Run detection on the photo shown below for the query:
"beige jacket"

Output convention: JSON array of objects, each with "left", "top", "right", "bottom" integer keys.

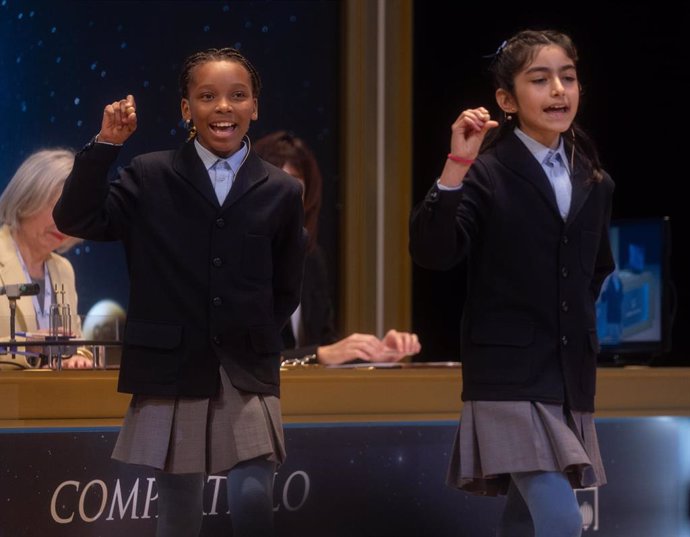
[{"left": 0, "top": 225, "right": 81, "bottom": 368}]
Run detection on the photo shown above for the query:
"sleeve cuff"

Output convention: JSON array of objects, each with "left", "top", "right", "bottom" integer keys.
[
  {"left": 436, "top": 178, "right": 463, "bottom": 191},
  {"left": 94, "top": 134, "right": 123, "bottom": 147}
]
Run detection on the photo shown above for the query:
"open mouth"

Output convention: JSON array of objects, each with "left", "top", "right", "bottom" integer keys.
[
  {"left": 209, "top": 122, "right": 237, "bottom": 134},
  {"left": 544, "top": 105, "right": 569, "bottom": 114}
]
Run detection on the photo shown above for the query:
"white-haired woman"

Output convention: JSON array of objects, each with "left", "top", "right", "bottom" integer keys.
[{"left": 0, "top": 149, "right": 91, "bottom": 369}]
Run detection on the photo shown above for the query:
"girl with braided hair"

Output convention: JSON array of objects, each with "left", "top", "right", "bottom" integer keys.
[{"left": 54, "top": 47, "right": 306, "bottom": 537}]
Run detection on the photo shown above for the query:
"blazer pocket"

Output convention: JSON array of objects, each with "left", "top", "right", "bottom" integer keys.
[
  {"left": 124, "top": 320, "right": 183, "bottom": 350},
  {"left": 471, "top": 319, "right": 535, "bottom": 347},
  {"left": 242, "top": 234, "right": 272, "bottom": 280},
  {"left": 468, "top": 319, "right": 536, "bottom": 384}
]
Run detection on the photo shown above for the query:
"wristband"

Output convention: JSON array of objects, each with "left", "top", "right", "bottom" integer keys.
[{"left": 447, "top": 153, "right": 475, "bottom": 165}]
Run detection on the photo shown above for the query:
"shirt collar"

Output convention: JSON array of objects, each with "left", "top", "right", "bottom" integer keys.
[
  {"left": 193, "top": 138, "right": 249, "bottom": 174},
  {"left": 513, "top": 127, "right": 569, "bottom": 172}
]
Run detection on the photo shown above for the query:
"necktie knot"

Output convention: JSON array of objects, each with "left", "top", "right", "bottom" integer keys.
[
  {"left": 215, "top": 159, "right": 232, "bottom": 171},
  {"left": 544, "top": 150, "right": 564, "bottom": 170},
  {"left": 212, "top": 159, "right": 234, "bottom": 203}
]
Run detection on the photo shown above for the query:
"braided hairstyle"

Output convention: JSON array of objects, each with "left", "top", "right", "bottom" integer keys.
[
  {"left": 179, "top": 47, "right": 262, "bottom": 99},
  {"left": 483, "top": 30, "right": 604, "bottom": 183}
]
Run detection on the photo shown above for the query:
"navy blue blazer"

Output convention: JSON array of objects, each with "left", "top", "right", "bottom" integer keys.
[
  {"left": 410, "top": 132, "right": 614, "bottom": 412},
  {"left": 54, "top": 139, "right": 306, "bottom": 398}
]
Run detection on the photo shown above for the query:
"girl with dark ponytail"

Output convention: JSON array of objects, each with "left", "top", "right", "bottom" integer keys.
[
  {"left": 410, "top": 29, "right": 614, "bottom": 537},
  {"left": 483, "top": 30, "right": 603, "bottom": 182}
]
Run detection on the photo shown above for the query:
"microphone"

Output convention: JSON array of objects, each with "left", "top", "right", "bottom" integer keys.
[{"left": 0, "top": 283, "right": 40, "bottom": 299}]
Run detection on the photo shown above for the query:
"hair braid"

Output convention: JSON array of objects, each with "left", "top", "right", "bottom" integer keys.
[{"left": 179, "top": 47, "right": 262, "bottom": 98}]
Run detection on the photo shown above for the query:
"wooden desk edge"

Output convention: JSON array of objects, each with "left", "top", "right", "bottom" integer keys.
[{"left": 2, "top": 366, "right": 690, "bottom": 427}]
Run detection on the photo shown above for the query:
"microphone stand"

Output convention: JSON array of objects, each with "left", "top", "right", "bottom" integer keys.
[
  {"left": 8, "top": 296, "right": 18, "bottom": 359},
  {"left": 1, "top": 283, "right": 42, "bottom": 364}
]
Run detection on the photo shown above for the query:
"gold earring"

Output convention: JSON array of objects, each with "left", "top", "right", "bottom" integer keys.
[{"left": 184, "top": 119, "right": 197, "bottom": 141}]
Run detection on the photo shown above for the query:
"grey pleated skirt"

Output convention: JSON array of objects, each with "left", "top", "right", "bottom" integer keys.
[
  {"left": 112, "top": 367, "right": 285, "bottom": 475},
  {"left": 447, "top": 400, "right": 606, "bottom": 496}
]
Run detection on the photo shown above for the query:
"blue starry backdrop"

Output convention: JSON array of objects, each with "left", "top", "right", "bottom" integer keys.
[{"left": 0, "top": 0, "right": 340, "bottom": 316}]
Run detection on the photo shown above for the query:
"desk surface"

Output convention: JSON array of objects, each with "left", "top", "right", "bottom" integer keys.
[{"left": 1, "top": 365, "right": 690, "bottom": 428}]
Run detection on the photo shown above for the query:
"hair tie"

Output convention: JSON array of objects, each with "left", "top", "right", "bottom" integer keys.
[{"left": 483, "top": 39, "right": 507, "bottom": 59}]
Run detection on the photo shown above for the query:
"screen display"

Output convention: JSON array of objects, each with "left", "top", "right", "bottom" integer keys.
[{"left": 595, "top": 217, "right": 670, "bottom": 357}]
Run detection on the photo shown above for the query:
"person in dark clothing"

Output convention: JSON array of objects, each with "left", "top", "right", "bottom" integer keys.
[{"left": 255, "top": 131, "right": 421, "bottom": 365}]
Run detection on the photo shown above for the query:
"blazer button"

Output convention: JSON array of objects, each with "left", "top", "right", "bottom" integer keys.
[
  {"left": 212, "top": 257, "right": 223, "bottom": 267},
  {"left": 213, "top": 335, "right": 222, "bottom": 345},
  {"left": 562, "top": 235, "right": 569, "bottom": 245},
  {"left": 216, "top": 218, "right": 226, "bottom": 228},
  {"left": 212, "top": 296, "right": 222, "bottom": 306},
  {"left": 561, "top": 300, "right": 569, "bottom": 312},
  {"left": 561, "top": 335, "right": 569, "bottom": 347},
  {"left": 561, "top": 266, "right": 569, "bottom": 278}
]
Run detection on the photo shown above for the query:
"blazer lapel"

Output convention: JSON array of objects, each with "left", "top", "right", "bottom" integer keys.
[
  {"left": 496, "top": 132, "right": 595, "bottom": 225},
  {"left": 221, "top": 151, "right": 268, "bottom": 210},
  {"left": 565, "top": 161, "right": 593, "bottom": 226},
  {"left": 496, "top": 132, "right": 562, "bottom": 219},
  {"left": 172, "top": 142, "right": 269, "bottom": 210},
  {"left": 172, "top": 141, "right": 220, "bottom": 208}
]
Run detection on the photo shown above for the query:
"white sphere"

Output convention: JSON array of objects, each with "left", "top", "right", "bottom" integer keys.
[{"left": 82, "top": 299, "right": 126, "bottom": 340}]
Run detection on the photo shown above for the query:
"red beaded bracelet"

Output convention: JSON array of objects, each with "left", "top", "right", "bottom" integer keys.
[{"left": 447, "top": 153, "right": 475, "bottom": 165}]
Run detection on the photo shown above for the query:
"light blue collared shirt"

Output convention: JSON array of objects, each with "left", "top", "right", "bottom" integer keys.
[
  {"left": 514, "top": 127, "right": 572, "bottom": 219},
  {"left": 513, "top": 127, "right": 570, "bottom": 176},
  {"left": 194, "top": 138, "right": 249, "bottom": 205}
]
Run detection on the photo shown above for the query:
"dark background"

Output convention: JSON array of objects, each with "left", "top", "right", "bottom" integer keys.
[
  {"left": 411, "top": 2, "right": 690, "bottom": 365},
  {"left": 0, "top": 0, "right": 341, "bottom": 317}
]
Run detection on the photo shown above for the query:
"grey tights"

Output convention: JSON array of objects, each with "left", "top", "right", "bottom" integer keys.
[{"left": 154, "top": 457, "right": 276, "bottom": 537}]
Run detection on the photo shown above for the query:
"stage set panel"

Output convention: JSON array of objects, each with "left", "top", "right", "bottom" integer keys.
[{"left": 1, "top": 366, "right": 690, "bottom": 536}]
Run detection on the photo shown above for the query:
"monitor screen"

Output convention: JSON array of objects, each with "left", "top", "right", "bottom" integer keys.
[{"left": 595, "top": 216, "right": 672, "bottom": 361}]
